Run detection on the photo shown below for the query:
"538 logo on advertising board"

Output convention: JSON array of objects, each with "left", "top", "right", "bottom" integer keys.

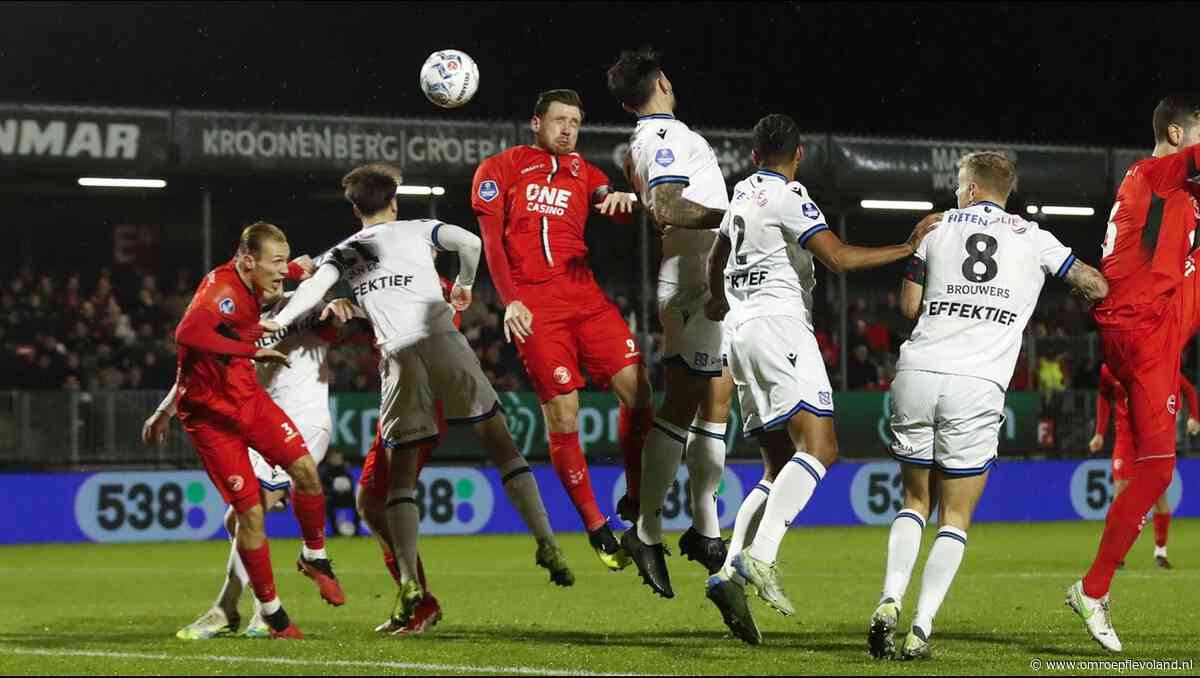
[
  {"left": 612, "top": 467, "right": 744, "bottom": 531},
  {"left": 414, "top": 467, "right": 494, "bottom": 535},
  {"left": 1069, "top": 459, "right": 1183, "bottom": 520},
  {"left": 74, "top": 471, "right": 228, "bottom": 543},
  {"left": 849, "top": 461, "right": 939, "bottom": 525}
]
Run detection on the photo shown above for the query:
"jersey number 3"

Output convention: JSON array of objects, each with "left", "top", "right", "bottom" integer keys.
[{"left": 961, "top": 233, "right": 999, "bottom": 283}]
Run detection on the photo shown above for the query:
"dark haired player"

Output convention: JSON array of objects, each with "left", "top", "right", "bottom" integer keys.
[
  {"left": 703, "top": 114, "right": 941, "bottom": 644},
  {"left": 1070, "top": 95, "right": 1200, "bottom": 652},
  {"left": 470, "top": 89, "right": 657, "bottom": 571},
  {"left": 607, "top": 47, "right": 734, "bottom": 598}
]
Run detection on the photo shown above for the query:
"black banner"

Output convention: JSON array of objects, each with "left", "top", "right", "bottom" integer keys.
[
  {"left": 0, "top": 104, "right": 170, "bottom": 172},
  {"left": 174, "top": 111, "right": 514, "bottom": 178},
  {"left": 832, "top": 136, "right": 1109, "bottom": 204}
]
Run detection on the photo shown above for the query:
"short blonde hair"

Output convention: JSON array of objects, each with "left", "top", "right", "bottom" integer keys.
[
  {"left": 238, "top": 221, "right": 288, "bottom": 258},
  {"left": 959, "top": 151, "right": 1017, "bottom": 197}
]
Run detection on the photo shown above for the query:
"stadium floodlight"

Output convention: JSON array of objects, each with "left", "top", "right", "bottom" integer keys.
[
  {"left": 860, "top": 199, "right": 934, "bottom": 211},
  {"left": 395, "top": 185, "right": 446, "bottom": 197},
  {"left": 78, "top": 177, "right": 167, "bottom": 189},
  {"left": 1026, "top": 205, "right": 1040, "bottom": 214},
  {"left": 1039, "top": 205, "right": 1095, "bottom": 216}
]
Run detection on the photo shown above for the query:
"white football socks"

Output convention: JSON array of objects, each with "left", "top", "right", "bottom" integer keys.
[
  {"left": 637, "top": 418, "right": 688, "bottom": 545},
  {"left": 498, "top": 458, "right": 556, "bottom": 545},
  {"left": 386, "top": 488, "right": 420, "bottom": 587},
  {"left": 912, "top": 526, "right": 967, "bottom": 637},
  {"left": 748, "top": 452, "right": 826, "bottom": 564},
  {"left": 686, "top": 417, "right": 727, "bottom": 539},
  {"left": 724, "top": 478, "right": 770, "bottom": 573},
  {"left": 880, "top": 509, "right": 927, "bottom": 604}
]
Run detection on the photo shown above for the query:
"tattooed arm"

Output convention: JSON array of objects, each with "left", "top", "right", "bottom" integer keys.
[{"left": 648, "top": 183, "right": 725, "bottom": 230}]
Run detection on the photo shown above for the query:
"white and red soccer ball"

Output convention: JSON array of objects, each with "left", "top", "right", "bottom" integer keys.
[{"left": 419, "top": 49, "right": 480, "bottom": 109}]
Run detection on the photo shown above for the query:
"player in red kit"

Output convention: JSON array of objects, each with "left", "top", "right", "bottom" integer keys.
[
  {"left": 173, "top": 222, "right": 344, "bottom": 639},
  {"left": 472, "top": 89, "right": 656, "bottom": 570},
  {"left": 1089, "top": 363, "right": 1197, "bottom": 569},
  {"left": 1069, "top": 96, "right": 1200, "bottom": 652}
]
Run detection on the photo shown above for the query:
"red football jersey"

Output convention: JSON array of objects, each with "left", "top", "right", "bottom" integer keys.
[
  {"left": 1094, "top": 146, "right": 1200, "bottom": 330},
  {"left": 174, "top": 261, "right": 266, "bottom": 417},
  {"left": 471, "top": 146, "right": 610, "bottom": 297}
]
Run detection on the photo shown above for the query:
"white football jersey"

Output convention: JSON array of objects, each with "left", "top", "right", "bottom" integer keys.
[
  {"left": 315, "top": 219, "right": 456, "bottom": 354},
  {"left": 255, "top": 294, "right": 332, "bottom": 414},
  {"left": 897, "top": 201, "right": 1075, "bottom": 387},
  {"left": 719, "top": 170, "right": 830, "bottom": 331},
  {"left": 629, "top": 114, "right": 729, "bottom": 287}
]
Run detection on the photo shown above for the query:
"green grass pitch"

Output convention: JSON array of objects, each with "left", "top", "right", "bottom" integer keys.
[{"left": 0, "top": 520, "right": 1196, "bottom": 675}]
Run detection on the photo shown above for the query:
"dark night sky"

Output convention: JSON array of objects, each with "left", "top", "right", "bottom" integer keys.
[{"left": 0, "top": 2, "right": 1194, "bottom": 147}]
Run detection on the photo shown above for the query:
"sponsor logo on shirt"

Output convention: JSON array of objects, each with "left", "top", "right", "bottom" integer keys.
[
  {"left": 655, "top": 148, "right": 675, "bottom": 167},
  {"left": 802, "top": 202, "right": 820, "bottom": 220},
  {"left": 478, "top": 180, "right": 499, "bottom": 202},
  {"left": 218, "top": 297, "right": 236, "bottom": 315},
  {"left": 524, "top": 184, "right": 572, "bottom": 217}
]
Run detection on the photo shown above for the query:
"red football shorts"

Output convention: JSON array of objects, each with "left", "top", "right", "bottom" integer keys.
[
  {"left": 181, "top": 390, "right": 309, "bottom": 514},
  {"left": 359, "top": 402, "right": 446, "bottom": 500},
  {"left": 515, "top": 269, "right": 642, "bottom": 403}
]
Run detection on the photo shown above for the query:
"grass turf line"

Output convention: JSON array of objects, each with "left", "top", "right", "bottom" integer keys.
[{"left": 0, "top": 520, "right": 1196, "bottom": 675}]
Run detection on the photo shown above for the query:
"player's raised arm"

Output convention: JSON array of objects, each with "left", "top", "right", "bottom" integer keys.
[
  {"left": 268, "top": 262, "right": 342, "bottom": 329},
  {"left": 472, "top": 156, "right": 533, "bottom": 343},
  {"left": 175, "top": 285, "right": 261, "bottom": 358},
  {"left": 806, "top": 212, "right": 942, "bottom": 274}
]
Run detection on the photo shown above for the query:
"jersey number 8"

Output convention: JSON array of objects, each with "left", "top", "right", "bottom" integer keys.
[{"left": 961, "top": 233, "right": 999, "bottom": 283}]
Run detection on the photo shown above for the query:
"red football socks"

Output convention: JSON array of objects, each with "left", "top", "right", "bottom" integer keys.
[
  {"left": 1154, "top": 512, "right": 1171, "bottom": 548},
  {"left": 1083, "top": 457, "right": 1175, "bottom": 598},
  {"left": 618, "top": 405, "right": 653, "bottom": 502},
  {"left": 291, "top": 491, "right": 327, "bottom": 551},
  {"left": 237, "top": 542, "right": 277, "bottom": 603},
  {"left": 548, "top": 431, "right": 606, "bottom": 531}
]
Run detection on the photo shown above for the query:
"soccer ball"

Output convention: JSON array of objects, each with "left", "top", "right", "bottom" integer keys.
[{"left": 419, "top": 49, "right": 479, "bottom": 109}]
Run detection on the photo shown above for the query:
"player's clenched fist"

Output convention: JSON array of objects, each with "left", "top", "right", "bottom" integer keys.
[
  {"left": 141, "top": 410, "right": 171, "bottom": 446},
  {"left": 504, "top": 301, "right": 534, "bottom": 344}
]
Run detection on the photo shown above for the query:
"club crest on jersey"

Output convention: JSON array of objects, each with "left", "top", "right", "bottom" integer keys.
[
  {"left": 227, "top": 475, "right": 245, "bottom": 493},
  {"left": 819, "top": 391, "right": 832, "bottom": 407},
  {"left": 478, "top": 180, "right": 499, "bottom": 202},
  {"left": 802, "top": 203, "right": 820, "bottom": 220},
  {"left": 655, "top": 148, "right": 676, "bottom": 167},
  {"left": 218, "top": 297, "right": 236, "bottom": 315},
  {"left": 1168, "top": 395, "right": 1178, "bottom": 415},
  {"left": 553, "top": 366, "right": 572, "bottom": 385},
  {"left": 570, "top": 157, "right": 581, "bottom": 177}
]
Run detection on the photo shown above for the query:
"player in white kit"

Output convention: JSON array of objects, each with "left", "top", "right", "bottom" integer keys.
[
  {"left": 700, "top": 114, "right": 941, "bottom": 645},
  {"left": 142, "top": 269, "right": 344, "bottom": 639},
  {"left": 867, "top": 152, "right": 1108, "bottom": 660},
  {"left": 607, "top": 47, "right": 735, "bottom": 597},
  {"left": 270, "top": 164, "right": 571, "bottom": 631}
]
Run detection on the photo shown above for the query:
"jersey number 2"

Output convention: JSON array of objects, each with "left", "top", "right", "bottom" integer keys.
[
  {"left": 961, "top": 233, "right": 999, "bottom": 283},
  {"left": 732, "top": 215, "right": 748, "bottom": 265}
]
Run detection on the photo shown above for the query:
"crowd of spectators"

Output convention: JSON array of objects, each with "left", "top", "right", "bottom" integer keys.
[{"left": 0, "top": 263, "right": 1113, "bottom": 396}]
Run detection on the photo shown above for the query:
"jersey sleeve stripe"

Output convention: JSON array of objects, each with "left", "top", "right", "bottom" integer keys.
[
  {"left": 798, "top": 224, "right": 830, "bottom": 248},
  {"left": 1055, "top": 252, "right": 1077, "bottom": 279},
  {"left": 431, "top": 222, "right": 445, "bottom": 251},
  {"left": 647, "top": 175, "right": 690, "bottom": 188}
]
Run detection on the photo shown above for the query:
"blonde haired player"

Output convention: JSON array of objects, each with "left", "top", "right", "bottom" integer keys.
[{"left": 867, "top": 151, "right": 1107, "bottom": 659}]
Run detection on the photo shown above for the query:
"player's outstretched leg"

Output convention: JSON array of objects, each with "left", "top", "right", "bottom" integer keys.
[
  {"left": 738, "top": 415, "right": 833, "bottom": 617},
  {"left": 1072, "top": 457, "right": 1174, "bottom": 653},
  {"left": 287, "top": 455, "right": 345, "bottom": 606},
  {"left": 477, "top": 414, "right": 575, "bottom": 587}
]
